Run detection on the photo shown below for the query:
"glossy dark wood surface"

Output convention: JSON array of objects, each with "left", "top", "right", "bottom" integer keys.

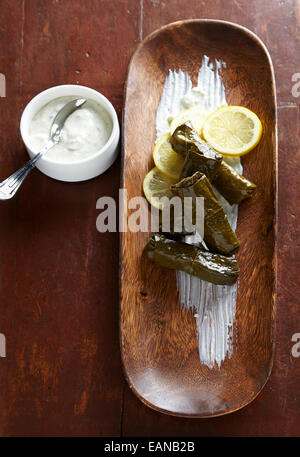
[{"left": 0, "top": 0, "right": 299, "bottom": 436}]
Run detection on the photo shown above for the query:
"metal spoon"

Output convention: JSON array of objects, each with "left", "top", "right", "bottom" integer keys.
[{"left": 0, "top": 98, "right": 87, "bottom": 200}]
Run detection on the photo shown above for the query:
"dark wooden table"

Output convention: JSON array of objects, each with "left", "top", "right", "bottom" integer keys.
[{"left": 0, "top": 0, "right": 299, "bottom": 437}]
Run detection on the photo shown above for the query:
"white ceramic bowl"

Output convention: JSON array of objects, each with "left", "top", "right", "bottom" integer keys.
[{"left": 20, "top": 84, "right": 120, "bottom": 182}]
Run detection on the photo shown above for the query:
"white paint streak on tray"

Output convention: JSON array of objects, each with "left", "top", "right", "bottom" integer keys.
[{"left": 156, "top": 56, "right": 241, "bottom": 369}]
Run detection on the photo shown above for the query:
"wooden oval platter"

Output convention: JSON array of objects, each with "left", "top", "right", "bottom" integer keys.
[{"left": 120, "top": 19, "right": 277, "bottom": 417}]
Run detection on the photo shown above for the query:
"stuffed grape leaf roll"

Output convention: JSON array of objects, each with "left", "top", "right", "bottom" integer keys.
[
  {"left": 171, "top": 171, "right": 240, "bottom": 255},
  {"left": 170, "top": 123, "right": 256, "bottom": 204},
  {"left": 142, "top": 234, "right": 239, "bottom": 285}
]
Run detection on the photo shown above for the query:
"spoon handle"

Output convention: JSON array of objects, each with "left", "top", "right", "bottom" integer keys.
[
  {"left": 0, "top": 140, "right": 55, "bottom": 200},
  {"left": 0, "top": 98, "right": 86, "bottom": 200}
]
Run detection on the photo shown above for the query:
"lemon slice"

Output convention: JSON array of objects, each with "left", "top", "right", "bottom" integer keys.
[
  {"left": 153, "top": 133, "right": 185, "bottom": 179},
  {"left": 170, "top": 107, "right": 210, "bottom": 135},
  {"left": 143, "top": 167, "right": 177, "bottom": 210},
  {"left": 202, "top": 106, "right": 262, "bottom": 156}
]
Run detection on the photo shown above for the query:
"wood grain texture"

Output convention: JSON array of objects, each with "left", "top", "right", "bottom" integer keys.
[
  {"left": 121, "top": 19, "right": 277, "bottom": 418},
  {"left": 0, "top": 0, "right": 140, "bottom": 437},
  {"left": 122, "top": 0, "right": 300, "bottom": 436},
  {"left": 0, "top": 0, "right": 299, "bottom": 437}
]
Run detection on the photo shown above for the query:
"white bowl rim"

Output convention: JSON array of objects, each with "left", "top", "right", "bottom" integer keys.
[{"left": 20, "top": 84, "right": 119, "bottom": 166}]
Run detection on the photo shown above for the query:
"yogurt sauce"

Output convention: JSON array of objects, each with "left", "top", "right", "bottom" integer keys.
[
  {"left": 29, "top": 96, "right": 113, "bottom": 162},
  {"left": 180, "top": 86, "right": 206, "bottom": 109}
]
